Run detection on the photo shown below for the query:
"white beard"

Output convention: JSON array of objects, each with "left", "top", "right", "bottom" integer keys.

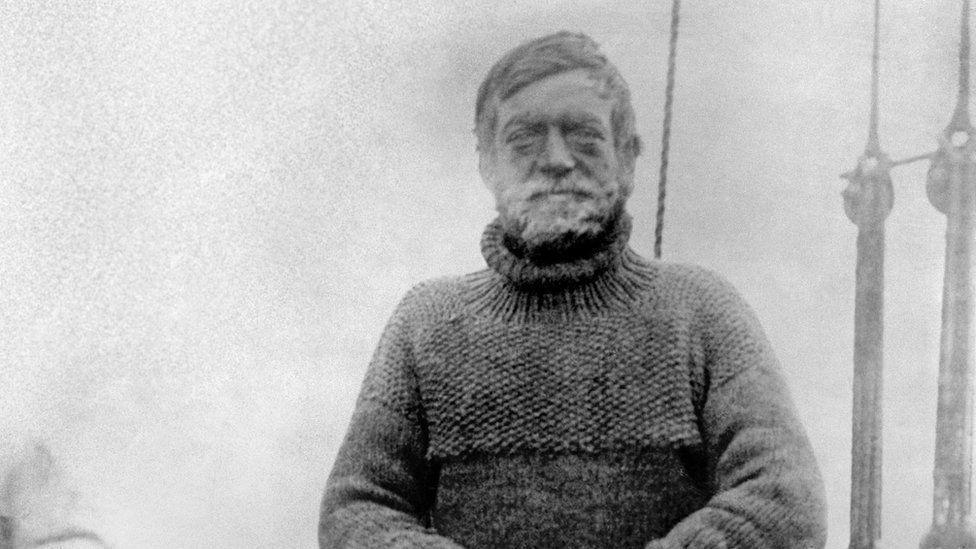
[
  {"left": 495, "top": 169, "right": 626, "bottom": 261},
  {"left": 507, "top": 193, "right": 607, "bottom": 251}
]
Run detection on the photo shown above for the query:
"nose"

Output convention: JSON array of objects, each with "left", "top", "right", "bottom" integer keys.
[{"left": 540, "top": 127, "right": 575, "bottom": 178}]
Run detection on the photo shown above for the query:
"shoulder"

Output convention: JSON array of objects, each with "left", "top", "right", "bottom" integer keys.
[
  {"left": 637, "top": 259, "right": 766, "bottom": 346},
  {"left": 629, "top": 256, "right": 748, "bottom": 314},
  {"left": 653, "top": 261, "right": 734, "bottom": 293},
  {"left": 667, "top": 262, "right": 748, "bottom": 311},
  {"left": 392, "top": 269, "right": 495, "bottom": 325}
]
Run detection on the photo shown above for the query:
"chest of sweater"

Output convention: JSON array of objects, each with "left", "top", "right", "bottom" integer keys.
[{"left": 413, "top": 310, "right": 704, "bottom": 461}]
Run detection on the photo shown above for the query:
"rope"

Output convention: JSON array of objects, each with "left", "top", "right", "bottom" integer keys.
[{"left": 655, "top": 0, "right": 681, "bottom": 259}]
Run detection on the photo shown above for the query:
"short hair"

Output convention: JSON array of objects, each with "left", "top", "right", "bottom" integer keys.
[{"left": 474, "top": 31, "right": 638, "bottom": 156}]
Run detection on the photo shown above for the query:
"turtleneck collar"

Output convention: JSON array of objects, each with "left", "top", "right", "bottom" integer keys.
[{"left": 480, "top": 212, "right": 633, "bottom": 291}]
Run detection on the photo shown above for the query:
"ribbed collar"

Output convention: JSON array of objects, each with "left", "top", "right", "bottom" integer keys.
[{"left": 480, "top": 213, "right": 633, "bottom": 291}]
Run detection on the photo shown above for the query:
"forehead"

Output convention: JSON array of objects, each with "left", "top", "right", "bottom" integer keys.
[{"left": 495, "top": 69, "right": 613, "bottom": 133}]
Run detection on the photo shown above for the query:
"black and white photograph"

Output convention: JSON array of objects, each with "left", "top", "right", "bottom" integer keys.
[{"left": 2, "top": 1, "right": 974, "bottom": 547}]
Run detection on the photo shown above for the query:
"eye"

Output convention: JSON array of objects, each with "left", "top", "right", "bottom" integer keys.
[
  {"left": 568, "top": 128, "right": 604, "bottom": 143},
  {"left": 567, "top": 128, "right": 606, "bottom": 155},
  {"left": 505, "top": 129, "right": 538, "bottom": 144},
  {"left": 505, "top": 128, "right": 542, "bottom": 154}
]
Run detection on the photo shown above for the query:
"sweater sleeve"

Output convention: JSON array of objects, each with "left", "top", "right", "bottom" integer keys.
[
  {"left": 319, "top": 289, "right": 464, "bottom": 549},
  {"left": 647, "top": 271, "right": 827, "bottom": 549}
]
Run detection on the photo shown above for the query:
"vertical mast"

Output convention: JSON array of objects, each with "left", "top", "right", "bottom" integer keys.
[
  {"left": 844, "top": 159, "right": 891, "bottom": 549},
  {"left": 920, "top": 1, "right": 976, "bottom": 547},
  {"left": 844, "top": 1, "right": 893, "bottom": 547}
]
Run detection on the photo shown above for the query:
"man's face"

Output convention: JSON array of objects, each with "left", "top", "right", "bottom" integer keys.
[{"left": 480, "top": 69, "right": 631, "bottom": 253}]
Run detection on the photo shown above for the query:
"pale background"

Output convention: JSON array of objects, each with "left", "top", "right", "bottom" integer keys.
[{"left": 0, "top": 1, "right": 966, "bottom": 547}]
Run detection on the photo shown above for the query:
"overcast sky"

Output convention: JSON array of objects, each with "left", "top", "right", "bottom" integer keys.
[{"left": 0, "top": 1, "right": 971, "bottom": 546}]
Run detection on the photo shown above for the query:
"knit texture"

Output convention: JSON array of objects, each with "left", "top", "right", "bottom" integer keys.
[{"left": 320, "top": 215, "right": 827, "bottom": 548}]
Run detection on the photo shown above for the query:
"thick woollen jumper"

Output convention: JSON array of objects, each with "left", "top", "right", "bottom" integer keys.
[{"left": 320, "top": 215, "right": 827, "bottom": 548}]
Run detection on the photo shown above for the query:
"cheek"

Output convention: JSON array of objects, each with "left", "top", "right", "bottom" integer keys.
[
  {"left": 582, "top": 158, "right": 623, "bottom": 197},
  {"left": 506, "top": 153, "right": 536, "bottom": 179},
  {"left": 483, "top": 162, "right": 520, "bottom": 197},
  {"left": 577, "top": 148, "right": 615, "bottom": 177},
  {"left": 594, "top": 151, "right": 618, "bottom": 175},
  {"left": 497, "top": 187, "right": 533, "bottom": 215}
]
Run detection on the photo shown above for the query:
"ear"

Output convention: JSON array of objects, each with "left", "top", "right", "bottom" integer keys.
[
  {"left": 618, "top": 135, "right": 641, "bottom": 172},
  {"left": 478, "top": 144, "right": 496, "bottom": 191},
  {"left": 620, "top": 134, "right": 641, "bottom": 163},
  {"left": 618, "top": 135, "right": 641, "bottom": 197},
  {"left": 630, "top": 135, "right": 642, "bottom": 158}
]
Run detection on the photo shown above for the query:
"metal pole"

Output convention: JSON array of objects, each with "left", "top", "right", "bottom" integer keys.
[{"left": 843, "top": 153, "right": 893, "bottom": 549}]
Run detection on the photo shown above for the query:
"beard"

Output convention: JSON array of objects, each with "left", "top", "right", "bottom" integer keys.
[{"left": 498, "top": 172, "right": 625, "bottom": 264}]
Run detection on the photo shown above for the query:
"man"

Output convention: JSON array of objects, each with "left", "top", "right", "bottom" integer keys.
[{"left": 321, "top": 31, "right": 827, "bottom": 548}]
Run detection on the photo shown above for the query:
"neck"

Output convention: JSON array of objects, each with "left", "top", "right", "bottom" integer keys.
[
  {"left": 503, "top": 207, "right": 626, "bottom": 265},
  {"left": 481, "top": 211, "right": 633, "bottom": 291}
]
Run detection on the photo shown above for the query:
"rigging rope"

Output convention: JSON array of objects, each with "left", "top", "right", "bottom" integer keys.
[{"left": 654, "top": 0, "right": 681, "bottom": 259}]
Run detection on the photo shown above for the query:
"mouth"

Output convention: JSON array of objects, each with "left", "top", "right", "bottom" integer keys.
[{"left": 529, "top": 189, "right": 593, "bottom": 201}]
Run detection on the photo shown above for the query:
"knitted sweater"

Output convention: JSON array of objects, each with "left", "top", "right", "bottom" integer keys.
[{"left": 320, "top": 215, "right": 827, "bottom": 548}]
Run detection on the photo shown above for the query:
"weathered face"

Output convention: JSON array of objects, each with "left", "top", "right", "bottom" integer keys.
[{"left": 480, "top": 69, "right": 632, "bottom": 253}]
